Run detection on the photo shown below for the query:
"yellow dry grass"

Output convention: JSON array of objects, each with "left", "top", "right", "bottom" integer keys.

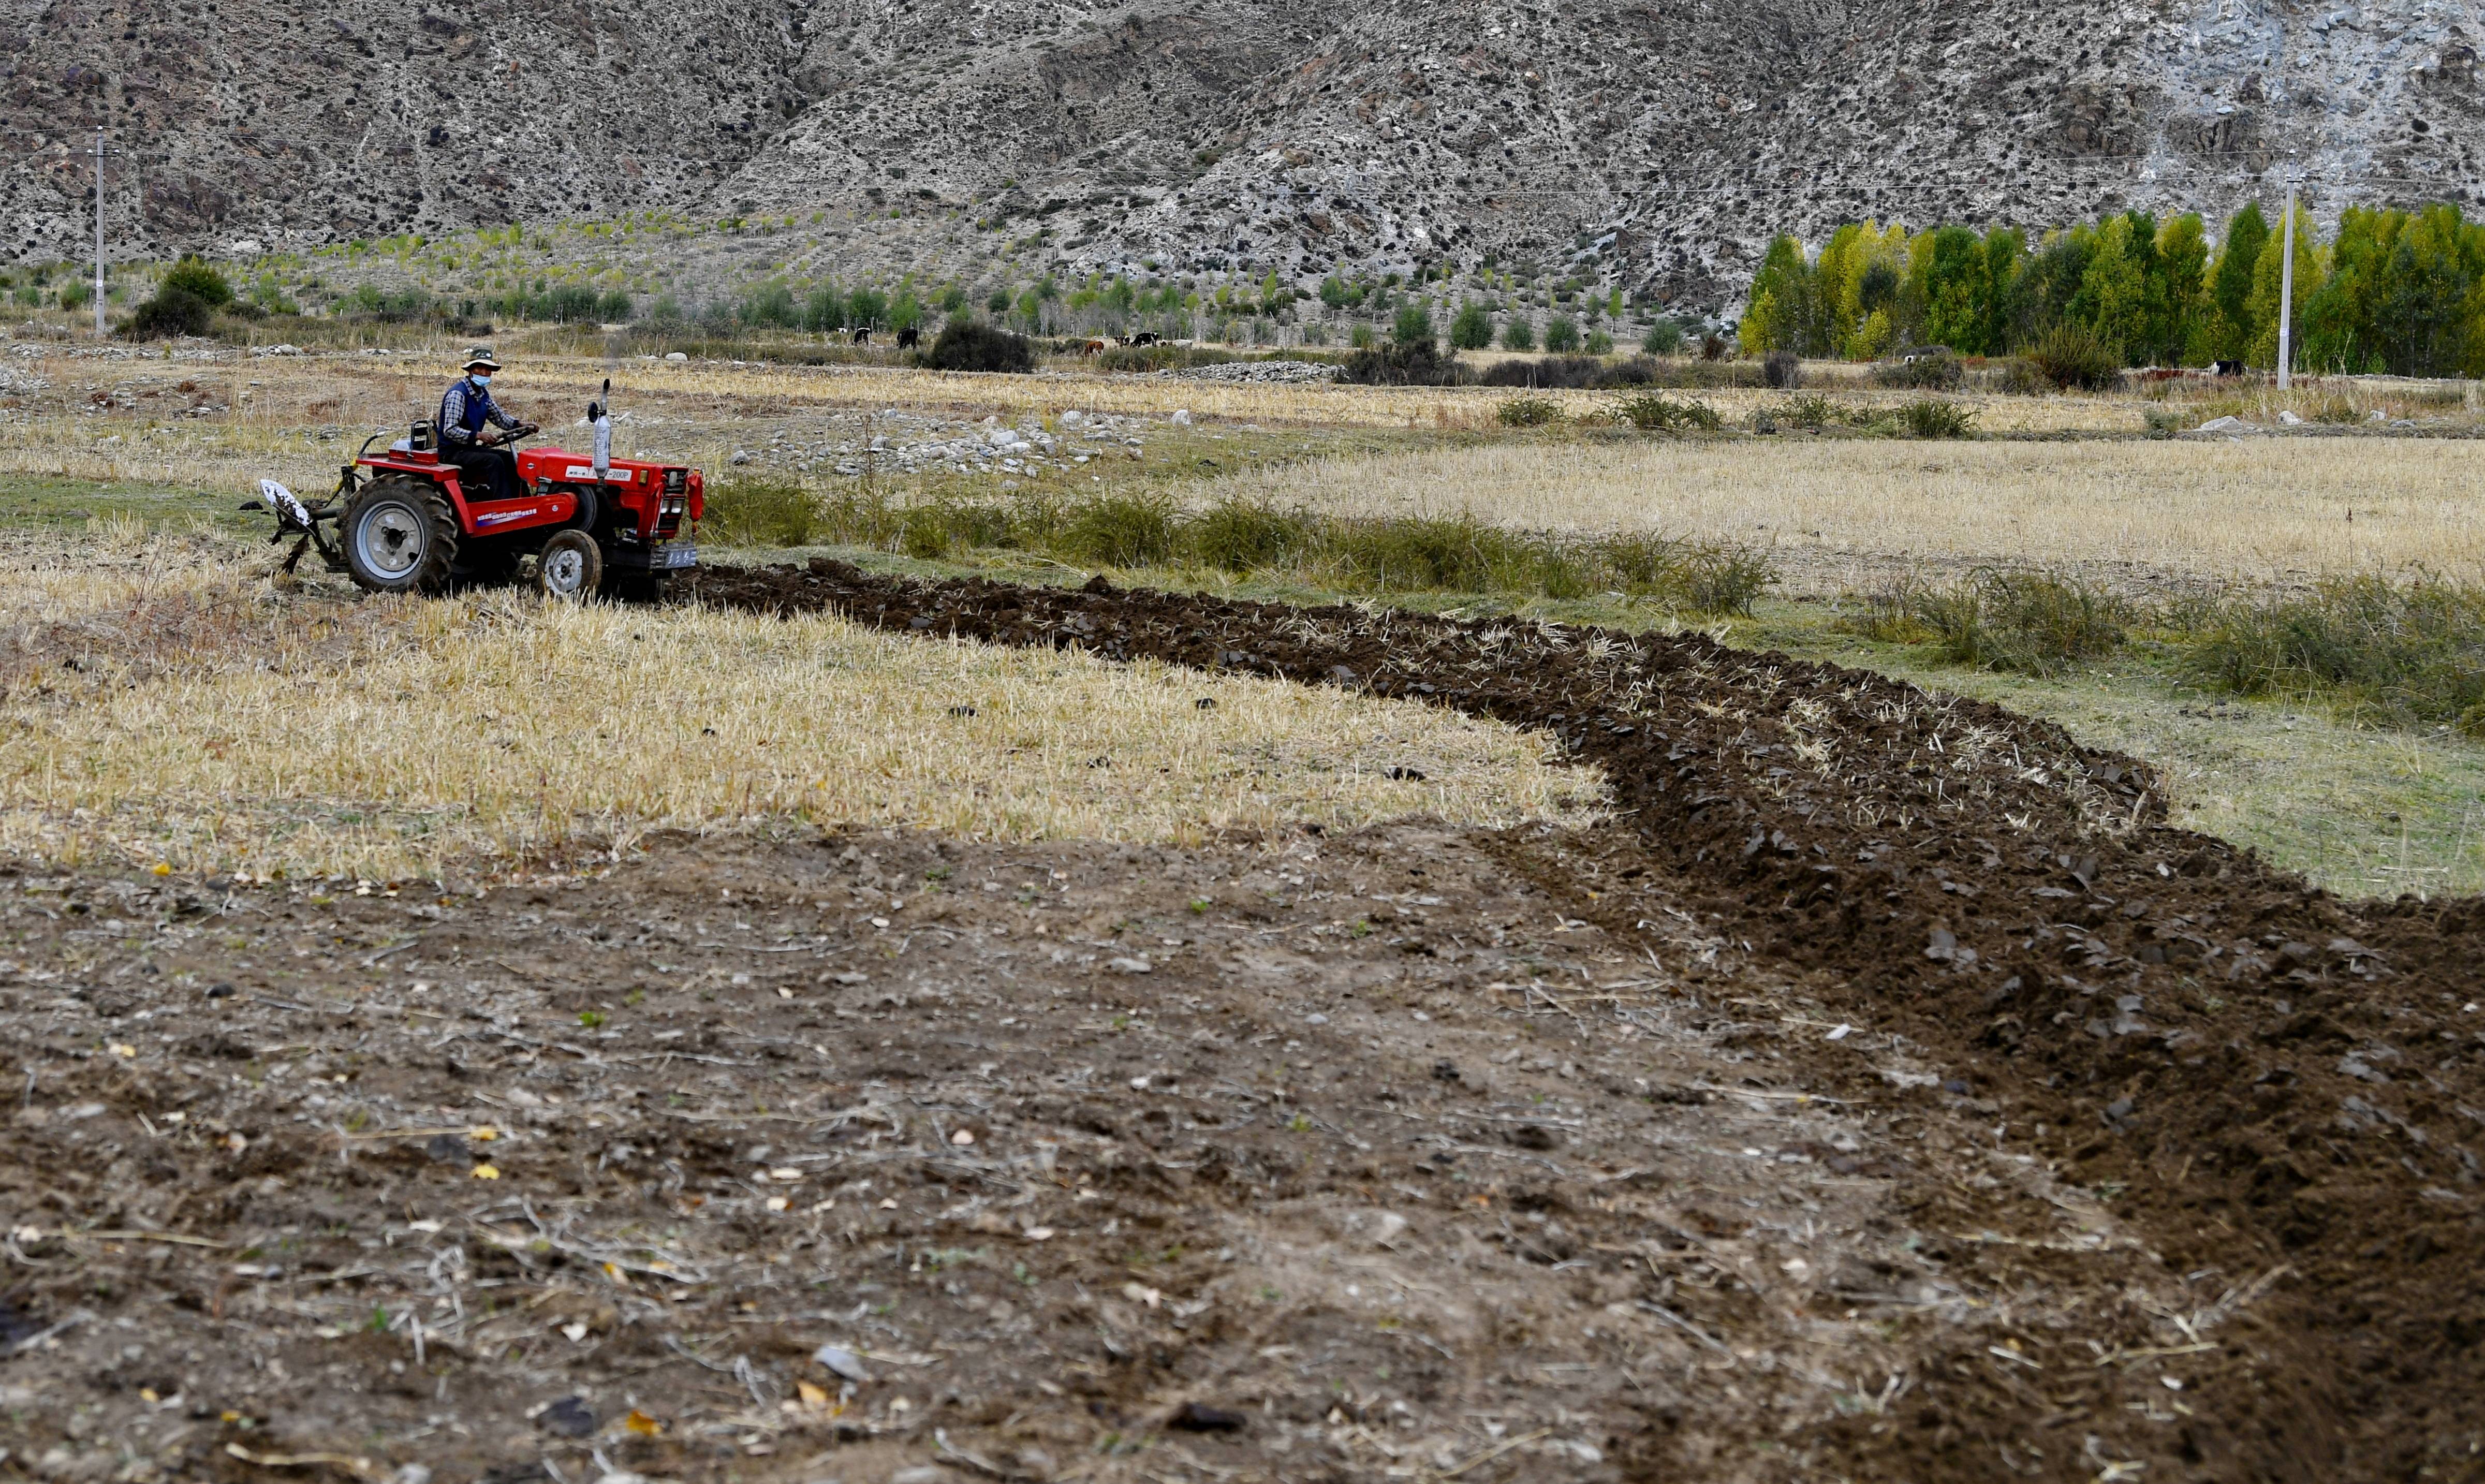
[
  {"left": 0, "top": 532, "right": 1598, "bottom": 880},
  {"left": 1183, "top": 436, "right": 2485, "bottom": 583}
]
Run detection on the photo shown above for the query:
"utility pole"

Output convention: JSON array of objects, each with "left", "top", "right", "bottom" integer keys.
[
  {"left": 90, "top": 128, "right": 108, "bottom": 338},
  {"left": 2276, "top": 159, "right": 2297, "bottom": 390}
]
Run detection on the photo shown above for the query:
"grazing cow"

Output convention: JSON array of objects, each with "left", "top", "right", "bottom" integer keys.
[
  {"left": 1124, "top": 332, "right": 1160, "bottom": 347},
  {"left": 2213, "top": 359, "right": 2244, "bottom": 377},
  {"left": 896, "top": 325, "right": 920, "bottom": 350},
  {"left": 1082, "top": 338, "right": 1108, "bottom": 356},
  {"left": 851, "top": 327, "right": 872, "bottom": 345}
]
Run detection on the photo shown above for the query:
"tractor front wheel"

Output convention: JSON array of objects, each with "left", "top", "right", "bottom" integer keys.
[
  {"left": 342, "top": 476, "right": 459, "bottom": 595},
  {"left": 536, "top": 530, "right": 603, "bottom": 600}
]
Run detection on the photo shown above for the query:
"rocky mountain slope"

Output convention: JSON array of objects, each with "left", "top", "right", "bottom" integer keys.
[{"left": 7, "top": 0, "right": 2481, "bottom": 310}]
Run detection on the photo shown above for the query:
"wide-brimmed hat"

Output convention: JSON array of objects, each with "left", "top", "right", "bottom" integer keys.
[{"left": 461, "top": 346, "right": 503, "bottom": 372}]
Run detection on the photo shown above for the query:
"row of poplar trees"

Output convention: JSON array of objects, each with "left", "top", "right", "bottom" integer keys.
[{"left": 1740, "top": 201, "right": 2485, "bottom": 378}]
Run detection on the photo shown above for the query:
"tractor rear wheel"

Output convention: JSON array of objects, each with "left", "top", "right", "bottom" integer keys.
[
  {"left": 536, "top": 530, "right": 603, "bottom": 600},
  {"left": 342, "top": 476, "right": 459, "bottom": 595}
]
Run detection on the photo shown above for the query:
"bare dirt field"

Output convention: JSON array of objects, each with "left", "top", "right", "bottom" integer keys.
[{"left": 3, "top": 558, "right": 2479, "bottom": 1484}]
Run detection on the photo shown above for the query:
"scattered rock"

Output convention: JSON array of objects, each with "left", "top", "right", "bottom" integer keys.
[
  {"left": 1169, "top": 1401, "right": 1248, "bottom": 1432},
  {"left": 533, "top": 1395, "right": 595, "bottom": 1438},
  {"left": 813, "top": 1343, "right": 873, "bottom": 1382}
]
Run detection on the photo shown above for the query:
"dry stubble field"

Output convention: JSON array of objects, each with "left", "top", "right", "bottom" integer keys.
[{"left": 0, "top": 341, "right": 2481, "bottom": 1484}]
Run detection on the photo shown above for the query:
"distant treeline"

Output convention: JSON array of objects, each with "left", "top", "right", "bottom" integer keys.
[{"left": 1742, "top": 201, "right": 2485, "bottom": 378}]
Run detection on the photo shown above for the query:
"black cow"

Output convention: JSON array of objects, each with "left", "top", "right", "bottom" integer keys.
[
  {"left": 851, "top": 327, "right": 872, "bottom": 345},
  {"left": 2213, "top": 359, "right": 2244, "bottom": 377},
  {"left": 1125, "top": 331, "right": 1160, "bottom": 347},
  {"left": 896, "top": 325, "right": 920, "bottom": 350}
]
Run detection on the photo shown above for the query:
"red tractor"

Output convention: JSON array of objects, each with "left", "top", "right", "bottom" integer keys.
[{"left": 247, "top": 382, "right": 702, "bottom": 600}]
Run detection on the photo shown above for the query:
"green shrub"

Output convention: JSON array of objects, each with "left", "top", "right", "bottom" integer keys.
[
  {"left": 1584, "top": 330, "right": 1614, "bottom": 355},
  {"left": 161, "top": 256, "right": 233, "bottom": 307},
  {"left": 1875, "top": 349, "right": 1962, "bottom": 389},
  {"left": 1186, "top": 498, "right": 1314, "bottom": 572},
  {"left": 1831, "top": 581, "right": 1936, "bottom": 643},
  {"left": 1915, "top": 568, "right": 2127, "bottom": 675},
  {"left": 2142, "top": 406, "right": 2187, "bottom": 439},
  {"left": 1900, "top": 399, "right": 1977, "bottom": 439},
  {"left": 1448, "top": 301, "right": 1494, "bottom": 350},
  {"left": 1642, "top": 318, "right": 1684, "bottom": 356},
  {"left": 1669, "top": 543, "right": 1778, "bottom": 616},
  {"left": 1762, "top": 349, "right": 1801, "bottom": 389},
  {"left": 890, "top": 498, "right": 1018, "bottom": 559},
  {"left": 699, "top": 477, "right": 819, "bottom": 547},
  {"left": 924, "top": 321, "right": 1035, "bottom": 373},
  {"left": 1061, "top": 493, "right": 1178, "bottom": 567},
  {"left": 1542, "top": 316, "right": 1581, "bottom": 352},
  {"left": 596, "top": 289, "right": 635, "bottom": 322},
  {"left": 2191, "top": 571, "right": 2485, "bottom": 732},
  {"left": 1340, "top": 340, "right": 1460, "bottom": 386},
  {"left": 1392, "top": 303, "right": 1435, "bottom": 346},
  {"left": 540, "top": 283, "right": 602, "bottom": 324},
  {"left": 1997, "top": 358, "right": 2051, "bottom": 395},
  {"left": 1317, "top": 513, "right": 1507, "bottom": 592},
  {"left": 2027, "top": 323, "right": 2121, "bottom": 391},
  {"left": 124, "top": 287, "right": 212, "bottom": 339},
  {"left": 1501, "top": 314, "right": 1536, "bottom": 352},
  {"left": 1784, "top": 393, "right": 1842, "bottom": 428},
  {"left": 1608, "top": 394, "right": 1722, "bottom": 432},
  {"left": 1497, "top": 396, "right": 1562, "bottom": 428}
]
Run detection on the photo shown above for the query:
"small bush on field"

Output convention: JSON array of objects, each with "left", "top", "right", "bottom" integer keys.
[
  {"left": 1609, "top": 394, "right": 1722, "bottom": 432},
  {"left": 1832, "top": 581, "right": 1937, "bottom": 644},
  {"left": 1671, "top": 544, "right": 1777, "bottom": 616},
  {"left": 125, "top": 288, "right": 213, "bottom": 339},
  {"left": 1062, "top": 493, "right": 1179, "bottom": 567},
  {"left": 701, "top": 477, "right": 820, "bottom": 547},
  {"left": 1448, "top": 301, "right": 1495, "bottom": 350},
  {"left": 2191, "top": 571, "right": 2485, "bottom": 732},
  {"left": 2142, "top": 407, "right": 2188, "bottom": 439},
  {"left": 1317, "top": 513, "right": 1507, "bottom": 592},
  {"left": 2309, "top": 394, "right": 2362, "bottom": 425},
  {"left": 1186, "top": 498, "right": 1314, "bottom": 572},
  {"left": 896, "top": 498, "right": 1019, "bottom": 560},
  {"left": 1915, "top": 568, "right": 2127, "bottom": 675},
  {"left": 1997, "top": 358, "right": 2052, "bottom": 396},
  {"left": 1875, "top": 349, "right": 1962, "bottom": 389},
  {"left": 161, "top": 257, "right": 234, "bottom": 308},
  {"left": 2027, "top": 323, "right": 2121, "bottom": 391},
  {"left": 1901, "top": 399, "right": 1977, "bottom": 439},
  {"left": 1642, "top": 318, "right": 1684, "bottom": 356},
  {"left": 1340, "top": 340, "right": 1461, "bottom": 386},
  {"left": 1098, "top": 343, "right": 1237, "bottom": 373},
  {"left": 1498, "top": 396, "right": 1562, "bottom": 427},
  {"left": 1476, "top": 356, "right": 1606, "bottom": 389},
  {"left": 1762, "top": 350, "right": 1801, "bottom": 389},
  {"left": 923, "top": 321, "right": 1036, "bottom": 373},
  {"left": 1783, "top": 393, "right": 1842, "bottom": 428}
]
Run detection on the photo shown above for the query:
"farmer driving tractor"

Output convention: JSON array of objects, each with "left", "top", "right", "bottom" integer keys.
[{"left": 438, "top": 347, "right": 536, "bottom": 502}]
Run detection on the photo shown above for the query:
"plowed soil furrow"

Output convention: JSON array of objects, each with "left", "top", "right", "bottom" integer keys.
[{"left": 690, "top": 559, "right": 2485, "bottom": 1481}]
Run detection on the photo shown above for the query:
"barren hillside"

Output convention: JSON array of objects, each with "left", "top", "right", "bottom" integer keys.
[{"left": 7, "top": 0, "right": 2481, "bottom": 307}]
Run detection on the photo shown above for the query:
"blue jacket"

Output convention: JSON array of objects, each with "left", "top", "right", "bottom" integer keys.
[{"left": 439, "top": 377, "right": 519, "bottom": 447}]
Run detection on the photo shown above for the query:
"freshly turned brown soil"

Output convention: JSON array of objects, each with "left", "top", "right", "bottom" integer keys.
[{"left": 0, "top": 560, "right": 2474, "bottom": 1484}]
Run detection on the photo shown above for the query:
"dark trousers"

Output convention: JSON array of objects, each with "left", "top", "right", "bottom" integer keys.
[{"left": 444, "top": 443, "right": 519, "bottom": 503}]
